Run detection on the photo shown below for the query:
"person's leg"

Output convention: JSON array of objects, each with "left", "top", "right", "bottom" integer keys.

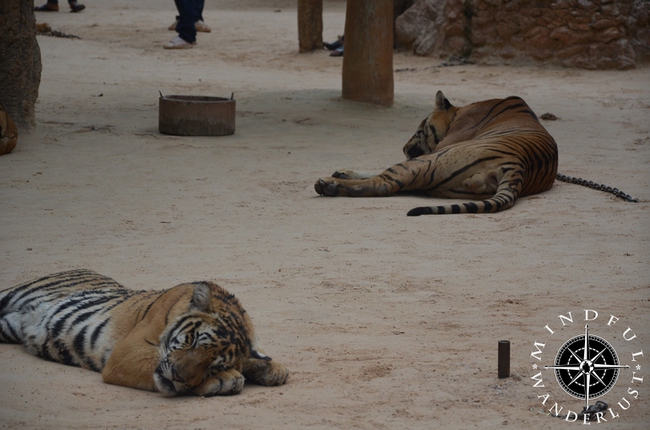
[
  {"left": 198, "top": 0, "right": 205, "bottom": 21},
  {"left": 194, "top": 0, "right": 211, "bottom": 33},
  {"left": 174, "top": 0, "right": 200, "bottom": 44},
  {"left": 170, "top": 0, "right": 209, "bottom": 33}
]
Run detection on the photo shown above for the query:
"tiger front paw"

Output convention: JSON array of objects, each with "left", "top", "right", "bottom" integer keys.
[
  {"left": 245, "top": 360, "right": 289, "bottom": 387},
  {"left": 315, "top": 178, "right": 340, "bottom": 196},
  {"left": 258, "top": 361, "right": 289, "bottom": 386},
  {"left": 331, "top": 170, "right": 351, "bottom": 179},
  {"left": 195, "top": 368, "right": 245, "bottom": 397},
  {"left": 334, "top": 169, "right": 375, "bottom": 180}
]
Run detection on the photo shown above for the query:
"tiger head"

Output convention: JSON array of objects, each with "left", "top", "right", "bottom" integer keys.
[
  {"left": 152, "top": 282, "right": 267, "bottom": 396},
  {"left": 403, "top": 91, "right": 458, "bottom": 160}
]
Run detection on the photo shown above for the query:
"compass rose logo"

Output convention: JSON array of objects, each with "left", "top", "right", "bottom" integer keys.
[
  {"left": 544, "top": 324, "right": 629, "bottom": 410},
  {"left": 529, "top": 309, "right": 644, "bottom": 425}
]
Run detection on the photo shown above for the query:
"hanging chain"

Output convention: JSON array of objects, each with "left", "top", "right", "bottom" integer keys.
[{"left": 556, "top": 173, "right": 639, "bottom": 203}]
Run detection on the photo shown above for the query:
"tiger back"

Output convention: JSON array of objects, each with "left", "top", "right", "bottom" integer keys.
[
  {"left": 314, "top": 91, "right": 559, "bottom": 215},
  {"left": 0, "top": 269, "right": 288, "bottom": 396}
]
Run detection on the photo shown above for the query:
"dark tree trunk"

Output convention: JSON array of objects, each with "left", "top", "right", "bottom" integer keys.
[
  {"left": 297, "top": 0, "right": 323, "bottom": 53},
  {"left": 342, "top": 0, "right": 394, "bottom": 106},
  {"left": 0, "top": 0, "right": 41, "bottom": 128}
]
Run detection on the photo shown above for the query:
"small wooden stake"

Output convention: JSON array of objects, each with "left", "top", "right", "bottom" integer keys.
[{"left": 498, "top": 340, "right": 510, "bottom": 378}]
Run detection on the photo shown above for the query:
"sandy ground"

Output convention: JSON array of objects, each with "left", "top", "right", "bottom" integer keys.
[{"left": 1, "top": 0, "right": 649, "bottom": 428}]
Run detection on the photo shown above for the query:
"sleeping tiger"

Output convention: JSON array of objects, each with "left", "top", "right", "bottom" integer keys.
[
  {"left": 0, "top": 269, "right": 288, "bottom": 396},
  {"left": 315, "top": 91, "right": 558, "bottom": 215}
]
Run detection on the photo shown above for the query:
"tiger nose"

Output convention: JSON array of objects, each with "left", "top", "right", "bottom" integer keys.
[{"left": 171, "top": 366, "right": 186, "bottom": 383}]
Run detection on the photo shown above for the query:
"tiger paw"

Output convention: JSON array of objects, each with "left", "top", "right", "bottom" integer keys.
[
  {"left": 315, "top": 178, "right": 340, "bottom": 196},
  {"left": 331, "top": 170, "right": 351, "bottom": 179},
  {"left": 332, "top": 169, "right": 375, "bottom": 180},
  {"left": 244, "top": 360, "right": 289, "bottom": 386},
  {"left": 195, "top": 369, "right": 245, "bottom": 397},
  {"left": 257, "top": 361, "right": 289, "bottom": 386}
]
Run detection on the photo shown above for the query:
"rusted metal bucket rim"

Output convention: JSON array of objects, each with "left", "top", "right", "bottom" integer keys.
[
  {"left": 158, "top": 94, "right": 236, "bottom": 136},
  {"left": 160, "top": 95, "right": 234, "bottom": 103}
]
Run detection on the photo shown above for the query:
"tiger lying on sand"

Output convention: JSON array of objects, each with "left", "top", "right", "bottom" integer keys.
[
  {"left": 315, "top": 91, "right": 559, "bottom": 215},
  {"left": 0, "top": 269, "right": 288, "bottom": 396}
]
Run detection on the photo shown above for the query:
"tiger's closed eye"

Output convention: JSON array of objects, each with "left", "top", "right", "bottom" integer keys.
[{"left": 193, "top": 332, "right": 214, "bottom": 347}]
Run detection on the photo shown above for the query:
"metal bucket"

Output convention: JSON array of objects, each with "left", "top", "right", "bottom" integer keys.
[{"left": 158, "top": 95, "right": 235, "bottom": 136}]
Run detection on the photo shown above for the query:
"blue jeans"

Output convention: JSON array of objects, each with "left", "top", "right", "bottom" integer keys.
[{"left": 174, "top": 0, "right": 205, "bottom": 43}]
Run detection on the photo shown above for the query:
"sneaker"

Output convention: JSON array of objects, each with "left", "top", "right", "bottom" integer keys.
[
  {"left": 168, "top": 19, "right": 211, "bottom": 33},
  {"left": 35, "top": 3, "right": 59, "bottom": 11},
  {"left": 195, "top": 20, "right": 211, "bottom": 33},
  {"left": 330, "top": 46, "right": 344, "bottom": 57},
  {"left": 69, "top": 2, "right": 85, "bottom": 12},
  {"left": 164, "top": 36, "right": 195, "bottom": 49}
]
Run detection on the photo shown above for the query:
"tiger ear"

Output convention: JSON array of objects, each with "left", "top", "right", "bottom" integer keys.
[
  {"left": 435, "top": 91, "right": 452, "bottom": 111},
  {"left": 189, "top": 282, "right": 213, "bottom": 313}
]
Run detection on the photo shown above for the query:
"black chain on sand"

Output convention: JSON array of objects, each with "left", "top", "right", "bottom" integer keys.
[{"left": 556, "top": 173, "right": 639, "bottom": 203}]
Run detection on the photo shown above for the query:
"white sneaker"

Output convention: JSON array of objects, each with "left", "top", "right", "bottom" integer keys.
[
  {"left": 163, "top": 36, "right": 194, "bottom": 49},
  {"left": 168, "top": 19, "right": 211, "bottom": 33},
  {"left": 195, "top": 20, "right": 211, "bottom": 32}
]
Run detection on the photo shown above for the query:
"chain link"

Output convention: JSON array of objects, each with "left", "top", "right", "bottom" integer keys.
[{"left": 556, "top": 174, "right": 639, "bottom": 203}]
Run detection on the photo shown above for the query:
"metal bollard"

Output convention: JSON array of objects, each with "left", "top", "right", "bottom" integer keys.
[{"left": 498, "top": 340, "right": 510, "bottom": 378}]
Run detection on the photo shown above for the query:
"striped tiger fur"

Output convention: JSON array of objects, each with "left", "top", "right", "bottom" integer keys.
[
  {"left": 0, "top": 269, "right": 288, "bottom": 396},
  {"left": 315, "top": 91, "right": 559, "bottom": 215}
]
